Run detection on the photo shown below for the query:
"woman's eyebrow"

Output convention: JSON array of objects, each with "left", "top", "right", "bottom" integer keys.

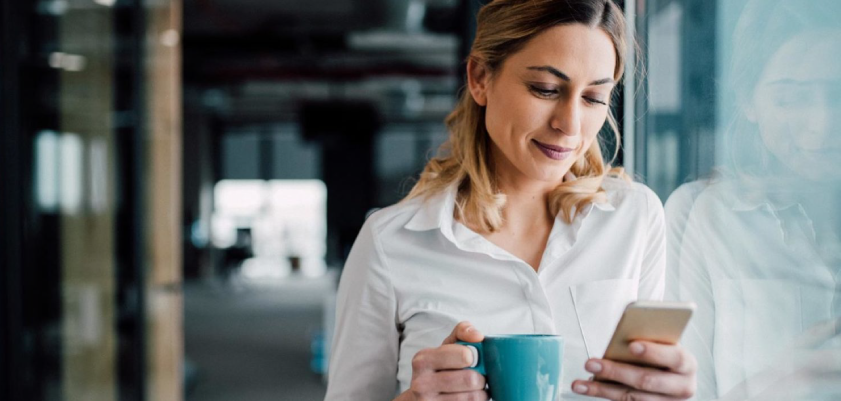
[
  {"left": 526, "top": 65, "right": 614, "bottom": 86},
  {"left": 766, "top": 78, "right": 841, "bottom": 86}
]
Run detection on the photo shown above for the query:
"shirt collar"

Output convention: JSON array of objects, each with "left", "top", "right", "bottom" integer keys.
[
  {"left": 717, "top": 178, "right": 804, "bottom": 213},
  {"left": 731, "top": 197, "right": 772, "bottom": 212},
  {"left": 590, "top": 198, "right": 616, "bottom": 212},
  {"left": 730, "top": 193, "right": 801, "bottom": 213},
  {"left": 403, "top": 181, "right": 616, "bottom": 232},
  {"left": 404, "top": 181, "right": 617, "bottom": 267},
  {"left": 404, "top": 183, "right": 458, "bottom": 232}
]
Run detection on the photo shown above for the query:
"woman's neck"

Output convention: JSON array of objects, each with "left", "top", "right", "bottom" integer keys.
[
  {"left": 493, "top": 166, "right": 558, "bottom": 230},
  {"left": 482, "top": 169, "right": 559, "bottom": 271}
]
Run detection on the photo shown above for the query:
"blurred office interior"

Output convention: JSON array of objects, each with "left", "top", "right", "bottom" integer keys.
[{"left": 2, "top": 0, "right": 838, "bottom": 400}]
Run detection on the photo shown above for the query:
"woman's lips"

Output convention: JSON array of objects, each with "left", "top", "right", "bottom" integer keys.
[{"left": 532, "top": 139, "right": 574, "bottom": 161}]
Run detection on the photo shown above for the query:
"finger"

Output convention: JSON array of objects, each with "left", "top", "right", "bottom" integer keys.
[
  {"left": 743, "top": 370, "right": 841, "bottom": 401},
  {"left": 792, "top": 317, "right": 841, "bottom": 348},
  {"left": 411, "top": 368, "right": 485, "bottom": 394},
  {"left": 789, "top": 369, "right": 841, "bottom": 394},
  {"left": 626, "top": 341, "right": 697, "bottom": 374},
  {"left": 413, "top": 344, "right": 482, "bottom": 372},
  {"left": 572, "top": 379, "right": 685, "bottom": 401},
  {"left": 798, "top": 347, "right": 841, "bottom": 374},
  {"left": 786, "top": 347, "right": 841, "bottom": 374},
  {"left": 437, "top": 390, "right": 489, "bottom": 401},
  {"left": 585, "top": 358, "right": 695, "bottom": 398},
  {"left": 419, "top": 370, "right": 485, "bottom": 393},
  {"left": 720, "top": 364, "right": 841, "bottom": 401},
  {"left": 442, "top": 321, "right": 484, "bottom": 345},
  {"left": 803, "top": 374, "right": 841, "bottom": 396}
]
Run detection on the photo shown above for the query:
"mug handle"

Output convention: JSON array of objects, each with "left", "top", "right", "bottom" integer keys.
[{"left": 456, "top": 341, "right": 485, "bottom": 375}]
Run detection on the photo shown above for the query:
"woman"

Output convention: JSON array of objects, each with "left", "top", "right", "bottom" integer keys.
[
  {"left": 326, "top": 0, "right": 697, "bottom": 400},
  {"left": 665, "top": 0, "right": 841, "bottom": 399}
]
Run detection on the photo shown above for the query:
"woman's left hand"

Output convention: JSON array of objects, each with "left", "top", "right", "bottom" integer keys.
[{"left": 572, "top": 341, "right": 697, "bottom": 400}]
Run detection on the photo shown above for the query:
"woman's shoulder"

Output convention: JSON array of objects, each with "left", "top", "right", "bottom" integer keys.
[
  {"left": 362, "top": 195, "right": 428, "bottom": 235},
  {"left": 601, "top": 176, "right": 663, "bottom": 211},
  {"left": 667, "top": 177, "right": 746, "bottom": 216},
  {"left": 665, "top": 180, "right": 710, "bottom": 209}
]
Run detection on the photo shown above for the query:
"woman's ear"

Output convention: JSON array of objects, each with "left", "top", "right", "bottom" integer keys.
[
  {"left": 744, "top": 103, "right": 757, "bottom": 123},
  {"left": 467, "top": 58, "right": 491, "bottom": 106},
  {"left": 739, "top": 94, "right": 757, "bottom": 123}
]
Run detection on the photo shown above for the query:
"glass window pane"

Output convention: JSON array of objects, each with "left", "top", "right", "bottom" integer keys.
[{"left": 639, "top": 1, "right": 841, "bottom": 399}]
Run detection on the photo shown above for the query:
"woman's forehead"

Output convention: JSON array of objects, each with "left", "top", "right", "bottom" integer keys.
[
  {"left": 760, "top": 31, "right": 841, "bottom": 84},
  {"left": 504, "top": 24, "right": 617, "bottom": 82}
]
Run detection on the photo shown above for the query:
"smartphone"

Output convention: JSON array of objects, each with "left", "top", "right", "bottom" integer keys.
[{"left": 602, "top": 300, "right": 696, "bottom": 368}]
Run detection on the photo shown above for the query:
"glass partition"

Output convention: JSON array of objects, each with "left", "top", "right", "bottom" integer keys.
[{"left": 636, "top": 1, "right": 841, "bottom": 399}]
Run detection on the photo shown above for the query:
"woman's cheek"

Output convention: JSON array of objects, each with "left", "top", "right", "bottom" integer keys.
[
  {"left": 757, "top": 112, "right": 792, "bottom": 155},
  {"left": 581, "top": 117, "right": 603, "bottom": 148}
]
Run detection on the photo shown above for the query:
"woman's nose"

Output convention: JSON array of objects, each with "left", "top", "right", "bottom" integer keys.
[
  {"left": 798, "top": 96, "right": 832, "bottom": 148},
  {"left": 550, "top": 97, "right": 581, "bottom": 137}
]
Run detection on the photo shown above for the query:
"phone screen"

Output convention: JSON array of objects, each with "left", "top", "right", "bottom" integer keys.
[{"left": 601, "top": 301, "right": 695, "bottom": 368}]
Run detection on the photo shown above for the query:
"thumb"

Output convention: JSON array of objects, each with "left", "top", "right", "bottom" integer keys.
[
  {"left": 442, "top": 321, "right": 485, "bottom": 345},
  {"left": 791, "top": 317, "right": 841, "bottom": 349}
]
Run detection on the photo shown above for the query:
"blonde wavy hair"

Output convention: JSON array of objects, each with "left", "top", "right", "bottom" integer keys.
[{"left": 405, "top": 0, "right": 630, "bottom": 232}]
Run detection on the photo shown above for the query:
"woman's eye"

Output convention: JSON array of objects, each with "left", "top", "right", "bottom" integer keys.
[
  {"left": 529, "top": 85, "right": 558, "bottom": 97},
  {"left": 772, "top": 90, "right": 809, "bottom": 107},
  {"left": 584, "top": 96, "right": 607, "bottom": 106}
]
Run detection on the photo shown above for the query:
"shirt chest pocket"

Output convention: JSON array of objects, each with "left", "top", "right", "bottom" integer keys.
[
  {"left": 570, "top": 279, "right": 639, "bottom": 358},
  {"left": 710, "top": 278, "right": 831, "bottom": 395}
]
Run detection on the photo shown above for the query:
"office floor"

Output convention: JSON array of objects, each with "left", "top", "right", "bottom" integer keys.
[{"left": 185, "top": 272, "right": 335, "bottom": 401}]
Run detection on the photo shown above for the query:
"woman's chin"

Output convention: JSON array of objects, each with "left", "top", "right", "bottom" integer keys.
[
  {"left": 784, "top": 158, "right": 841, "bottom": 182},
  {"left": 526, "top": 169, "right": 569, "bottom": 185}
]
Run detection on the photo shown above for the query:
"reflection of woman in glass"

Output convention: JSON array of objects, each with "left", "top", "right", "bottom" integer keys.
[
  {"left": 326, "top": 1, "right": 697, "bottom": 400},
  {"left": 666, "top": 0, "right": 841, "bottom": 399}
]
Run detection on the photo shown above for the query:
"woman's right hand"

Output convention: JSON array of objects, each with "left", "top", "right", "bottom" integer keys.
[
  {"left": 393, "top": 321, "right": 489, "bottom": 401},
  {"left": 718, "top": 317, "right": 841, "bottom": 401}
]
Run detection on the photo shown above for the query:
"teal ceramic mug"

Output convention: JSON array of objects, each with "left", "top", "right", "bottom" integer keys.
[{"left": 458, "top": 334, "right": 564, "bottom": 401}]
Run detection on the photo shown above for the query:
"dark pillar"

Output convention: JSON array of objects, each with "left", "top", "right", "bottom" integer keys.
[
  {"left": 0, "top": 0, "right": 26, "bottom": 398},
  {"left": 114, "top": 0, "right": 147, "bottom": 399},
  {"left": 301, "top": 102, "right": 380, "bottom": 265},
  {"left": 182, "top": 105, "right": 217, "bottom": 280}
]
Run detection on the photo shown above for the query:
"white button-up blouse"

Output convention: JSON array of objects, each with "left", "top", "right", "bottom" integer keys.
[
  {"left": 666, "top": 180, "right": 841, "bottom": 400},
  {"left": 325, "top": 177, "right": 666, "bottom": 401}
]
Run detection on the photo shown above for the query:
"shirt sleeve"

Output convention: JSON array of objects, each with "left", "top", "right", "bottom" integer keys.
[
  {"left": 325, "top": 216, "right": 400, "bottom": 401},
  {"left": 637, "top": 187, "right": 667, "bottom": 301},
  {"left": 674, "top": 201, "right": 719, "bottom": 401}
]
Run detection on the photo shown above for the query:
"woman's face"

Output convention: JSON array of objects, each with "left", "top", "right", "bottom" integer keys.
[
  {"left": 748, "top": 30, "right": 841, "bottom": 182},
  {"left": 468, "top": 23, "right": 616, "bottom": 188}
]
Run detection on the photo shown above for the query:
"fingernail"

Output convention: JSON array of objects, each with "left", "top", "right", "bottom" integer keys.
[
  {"left": 630, "top": 342, "right": 645, "bottom": 355},
  {"left": 585, "top": 360, "right": 602, "bottom": 373},
  {"left": 573, "top": 384, "right": 588, "bottom": 394},
  {"left": 466, "top": 345, "right": 479, "bottom": 368}
]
